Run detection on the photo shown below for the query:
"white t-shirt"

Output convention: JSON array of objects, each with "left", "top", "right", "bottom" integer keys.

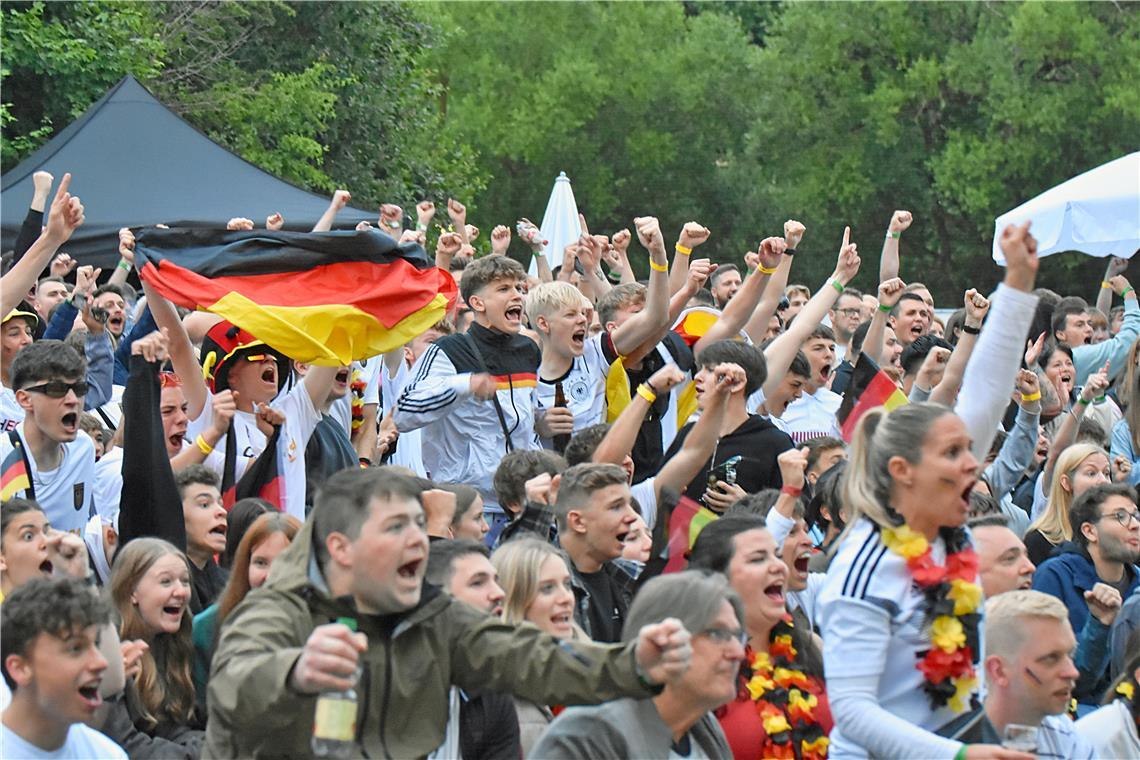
[
  {"left": 631, "top": 477, "right": 659, "bottom": 531},
  {"left": 747, "top": 388, "right": 794, "bottom": 436},
  {"left": 0, "top": 386, "right": 23, "bottom": 433},
  {"left": 186, "top": 382, "right": 320, "bottom": 520},
  {"left": 780, "top": 387, "right": 842, "bottom": 444},
  {"left": 534, "top": 335, "right": 608, "bottom": 449},
  {"left": 1, "top": 425, "right": 94, "bottom": 534},
  {"left": 91, "top": 446, "right": 124, "bottom": 523},
  {"left": 382, "top": 361, "right": 426, "bottom": 477},
  {"left": 0, "top": 721, "right": 126, "bottom": 759}
]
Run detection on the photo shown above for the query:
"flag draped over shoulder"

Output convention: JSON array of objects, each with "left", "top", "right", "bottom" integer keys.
[
  {"left": 134, "top": 228, "right": 458, "bottom": 365},
  {"left": 837, "top": 352, "right": 909, "bottom": 442},
  {"left": 222, "top": 423, "right": 285, "bottom": 510},
  {"left": 0, "top": 438, "right": 32, "bottom": 501}
]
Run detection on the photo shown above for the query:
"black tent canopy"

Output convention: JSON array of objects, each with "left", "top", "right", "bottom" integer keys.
[{"left": 2, "top": 75, "right": 376, "bottom": 268}]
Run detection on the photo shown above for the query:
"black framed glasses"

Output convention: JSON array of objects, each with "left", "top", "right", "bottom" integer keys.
[
  {"left": 1100, "top": 508, "right": 1140, "bottom": 527},
  {"left": 21, "top": 380, "right": 89, "bottom": 398},
  {"left": 834, "top": 308, "right": 862, "bottom": 317},
  {"left": 701, "top": 626, "right": 748, "bottom": 648}
]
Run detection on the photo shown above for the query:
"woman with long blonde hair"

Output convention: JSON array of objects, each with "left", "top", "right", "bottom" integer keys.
[
  {"left": 109, "top": 537, "right": 203, "bottom": 751},
  {"left": 1024, "top": 443, "right": 1110, "bottom": 566},
  {"left": 491, "top": 538, "right": 581, "bottom": 755},
  {"left": 819, "top": 403, "right": 1014, "bottom": 758}
]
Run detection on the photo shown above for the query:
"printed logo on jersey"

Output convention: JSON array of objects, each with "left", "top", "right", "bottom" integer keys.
[
  {"left": 567, "top": 377, "right": 592, "bottom": 404},
  {"left": 73, "top": 483, "right": 85, "bottom": 510}
]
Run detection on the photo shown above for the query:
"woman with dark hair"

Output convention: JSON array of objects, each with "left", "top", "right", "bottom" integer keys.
[
  {"left": 192, "top": 512, "right": 300, "bottom": 713},
  {"left": 689, "top": 515, "right": 830, "bottom": 759},
  {"left": 219, "top": 498, "right": 274, "bottom": 569},
  {"left": 806, "top": 461, "right": 847, "bottom": 573}
]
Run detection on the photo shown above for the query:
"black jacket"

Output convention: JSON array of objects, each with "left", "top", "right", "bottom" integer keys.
[{"left": 663, "top": 413, "right": 794, "bottom": 502}]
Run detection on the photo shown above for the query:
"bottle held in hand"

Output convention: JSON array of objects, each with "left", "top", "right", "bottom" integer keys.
[{"left": 311, "top": 618, "right": 361, "bottom": 758}]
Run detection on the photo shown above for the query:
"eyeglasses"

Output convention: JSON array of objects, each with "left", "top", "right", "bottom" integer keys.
[
  {"left": 1099, "top": 509, "right": 1140, "bottom": 527},
  {"left": 701, "top": 626, "right": 748, "bottom": 648},
  {"left": 834, "top": 308, "right": 862, "bottom": 317},
  {"left": 21, "top": 380, "right": 89, "bottom": 398}
]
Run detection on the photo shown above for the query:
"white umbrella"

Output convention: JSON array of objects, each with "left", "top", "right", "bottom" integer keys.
[
  {"left": 531, "top": 171, "right": 582, "bottom": 277},
  {"left": 992, "top": 151, "right": 1140, "bottom": 264}
]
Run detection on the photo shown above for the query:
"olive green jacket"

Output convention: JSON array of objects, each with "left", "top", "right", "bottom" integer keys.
[{"left": 203, "top": 518, "right": 657, "bottom": 759}]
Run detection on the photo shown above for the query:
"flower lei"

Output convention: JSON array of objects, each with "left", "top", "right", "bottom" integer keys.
[
  {"left": 349, "top": 368, "right": 367, "bottom": 432},
  {"left": 1114, "top": 678, "right": 1140, "bottom": 731},
  {"left": 743, "top": 615, "right": 829, "bottom": 760},
  {"left": 880, "top": 524, "right": 982, "bottom": 713}
]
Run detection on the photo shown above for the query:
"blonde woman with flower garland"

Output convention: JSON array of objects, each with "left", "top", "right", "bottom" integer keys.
[{"left": 819, "top": 403, "right": 1031, "bottom": 760}]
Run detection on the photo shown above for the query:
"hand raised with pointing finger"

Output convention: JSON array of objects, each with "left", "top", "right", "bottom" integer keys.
[{"left": 45, "top": 173, "right": 84, "bottom": 244}]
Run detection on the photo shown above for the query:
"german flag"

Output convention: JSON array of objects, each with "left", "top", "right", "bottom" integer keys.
[
  {"left": 134, "top": 228, "right": 458, "bottom": 365},
  {"left": 837, "top": 352, "right": 909, "bottom": 442},
  {"left": 1, "top": 446, "right": 31, "bottom": 501},
  {"left": 662, "top": 494, "right": 719, "bottom": 575},
  {"left": 222, "top": 423, "right": 285, "bottom": 511}
]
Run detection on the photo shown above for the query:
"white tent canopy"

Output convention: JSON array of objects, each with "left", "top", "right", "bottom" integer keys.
[
  {"left": 531, "top": 171, "right": 582, "bottom": 277},
  {"left": 992, "top": 151, "right": 1140, "bottom": 265}
]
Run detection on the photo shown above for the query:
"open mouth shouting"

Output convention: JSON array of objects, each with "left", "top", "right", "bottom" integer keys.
[
  {"left": 107, "top": 314, "right": 125, "bottom": 334},
  {"left": 763, "top": 581, "right": 786, "bottom": 609},
  {"left": 793, "top": 552, "right": 811, "bottom": 578},
  {"left": 207, "top": 521, "right": 228, "bottom": 553},
  {"left": 549, "top": 610, "right": 574, "bottom": 637},
  {"left": 60, "top": 411, "right": 79, "bottom": 437},
  {"left": 334, "top": 368, "right": 350, "bottom": 387},
  {"left": 260, "top": 363, "right": 278, "bottom": 389},
  {"left": 162, "top": 601, "right": 186, "bottom": 627},
  {"left": 570, "top": 327, "right": 586, "bottom": 352},
  {"left": 504, "top": 305, "right": 524, "bottom": 327},
  {"left": 818, "top": 364, "right": 831, "bottom": 385},
  {"left": 77, "top": 677, "right": 104, "bottom": 712},
  {"left": 397, "top": 557, "right": 424, "bottom": 586},
  {"left": 39, "top": 557, "right": 54, "bottom": 576}
]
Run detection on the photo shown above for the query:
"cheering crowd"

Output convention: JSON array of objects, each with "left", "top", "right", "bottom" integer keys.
[{"left": 2, "top": 168, "right": 1140, "bottom": 760}]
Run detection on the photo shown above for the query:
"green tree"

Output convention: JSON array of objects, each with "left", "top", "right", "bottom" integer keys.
[
  {"left": 427, "top": 0, "right": 766, "bottom": 269},
  {"left": 744, "top": 1, "right": 1139, "bottom": 300},
  {"left": 1, "top": 0, "right": 165, "bottom": 167}
]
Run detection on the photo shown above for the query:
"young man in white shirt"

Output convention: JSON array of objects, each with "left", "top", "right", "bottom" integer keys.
[
  {"left": 982, "top": 590, "right": 1096, "bottom": 758},
  {"left": 1, "top": 341, "right": 94, "bottom": 535},
  {"left": 1, "top": 577, "right": 126, "bottom": 759}
]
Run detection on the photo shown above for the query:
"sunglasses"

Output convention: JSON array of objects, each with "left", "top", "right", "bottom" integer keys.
[{"left": 22, "top": 380, "right": 89, "bottom": 398}]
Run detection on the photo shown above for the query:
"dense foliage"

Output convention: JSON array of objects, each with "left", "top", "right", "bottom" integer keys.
[{"left": 3, "top": 1, "right": 1137, "bottom": 297}]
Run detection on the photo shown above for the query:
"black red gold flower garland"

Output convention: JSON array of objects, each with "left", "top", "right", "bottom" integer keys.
[
  {"left": 880, "top": 524, "right": 982, "bottom": 713},
  {"left": 743, "top": 615, "right": 829, "bottom": 760}
]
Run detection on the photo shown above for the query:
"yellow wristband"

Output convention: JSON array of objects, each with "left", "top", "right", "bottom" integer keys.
[
  {"left": 757, "top": 264, "right": 777, "bottom": 275},
  {"left": 636, "top": 384, "right": 657, "bottom": 404},
  {"left": 1020, "top": 391, "right": 1042, "bottom": 402},
  {"left": 195, "top": 435, "right": 214, "bottom": 455},
  {"left": 1102, "top": 281, "right": 1113, "bottom": 289},
  {"left": 675, "top": 244, "right": 692, "bottom": 256},
  {"left": 649, "top": 259, "right": 668, "bottom": 273}
]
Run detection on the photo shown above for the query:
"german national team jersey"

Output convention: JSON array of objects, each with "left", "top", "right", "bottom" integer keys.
[{"left": 534, "top": 333, "right": 608, "bottom": 449}]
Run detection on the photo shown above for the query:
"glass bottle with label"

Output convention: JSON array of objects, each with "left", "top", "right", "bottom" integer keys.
[{"left": 311, "top": 617, "right": 360, "bottom": 758}]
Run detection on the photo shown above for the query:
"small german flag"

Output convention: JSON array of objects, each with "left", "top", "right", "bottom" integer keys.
[
  {"left": 1, "top": 443, "right": 31, "bottom": 501},
  {"left": 837, "top": 352, "right": 909, "bottom": 442},
  {"left": 662, "top": 494, "right": 719, "bottom": 575},
  {"left": 134, "top": 228, "right": 458, "bottom": 366}
]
